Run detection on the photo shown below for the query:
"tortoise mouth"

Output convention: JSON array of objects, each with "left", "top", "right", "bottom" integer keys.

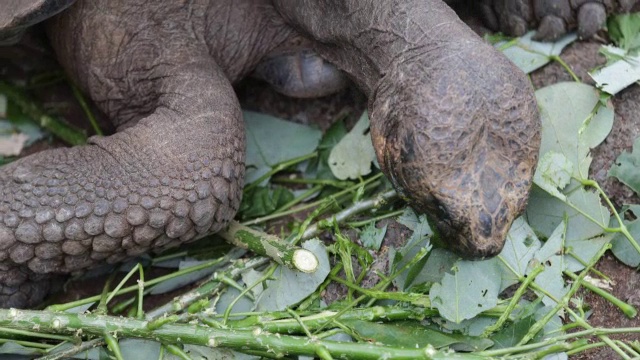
[{"left": 382, "top": 153, "right": 508, "bottom": 259}]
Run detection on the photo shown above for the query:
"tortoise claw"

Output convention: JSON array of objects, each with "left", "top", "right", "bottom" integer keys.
[
  {"left": 577, "top": 2, "right": 607, "bottom": 39},
  {"left": 533, "top": 15, "right": 567, "bottom": 41},
  {"left": 476, "top": 0, "right": 640, "bottom": 41}
]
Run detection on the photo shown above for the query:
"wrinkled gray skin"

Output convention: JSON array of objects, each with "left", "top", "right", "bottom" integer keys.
[
  {"left": 0, "top": 0, "right": 540, "bottom": 308},
  {"left": 476, "top": 0, "right": 640, "bottom": 40}
]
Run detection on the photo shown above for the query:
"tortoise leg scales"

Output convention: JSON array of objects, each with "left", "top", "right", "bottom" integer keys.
[{"left": 0, "top": 43, "right": 245, "bottom": 309}]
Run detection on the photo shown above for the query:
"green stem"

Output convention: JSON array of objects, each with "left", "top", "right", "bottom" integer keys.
[
  {"left": 244, "top": 152, "right": 318, "bottom": 192},
  {"left": 222, "top": 265, "right": 276, "bottom": 324},
  {"left": 582, "top": 179, "right": 640, "bottom": 256},
  {"left": 346, "top": 209, "right": 405, "bottom": 228},
  {"left": 68, "top": 80, "right": 103, "bottom": 135},
  {"left": 0, "top": 326, "right": 73, "bottom": 342},
  {"left": 275, "top": 184, "right": 322, "bottom": 212},
  {"left": 0, "top": 80, "right": 87, "bottom": 145},
  {"left": 103, "top": 331, "right": 124, "bottom": 360},
  {"left": 219, "top": 221, "right": 318, "bottom": 273},
  {"left": 564, "top": 271, "right": 637, "bottom": 318},
  {"left": 241, "top": 173, "right": 384, "bottom": 226},
  {"left": 550, "top": 55, "right": 581, "bottom": 83},
  {"left": 482, "top": 264, "right": 545, "bottom": 337},
  {"left": 144, "top": 255, "right": 266, "bottom": 319},
  {"left": 0, "top": 309, "right": 475, "bottom": 360},
  {"left": 301, "top": 189, "right": 397, "bottom": 239},
  {"left": 46, "top": 257, "right": 230, "bottom": 312}
]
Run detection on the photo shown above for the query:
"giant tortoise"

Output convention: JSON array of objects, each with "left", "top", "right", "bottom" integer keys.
[{"left": 0, "top": 0, "right": 543, "bottom": 308}]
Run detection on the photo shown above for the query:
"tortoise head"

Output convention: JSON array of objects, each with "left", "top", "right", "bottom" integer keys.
[{"left": 369, "top": 42, "right": 540, "bottom": 259}]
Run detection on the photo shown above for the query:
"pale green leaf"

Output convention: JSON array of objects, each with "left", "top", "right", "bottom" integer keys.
[
  {"left": 498, "top": 217, "right": 541, "bottom": 290},
  {"left": 533, "top": 255, "right": 569, "bottom": 307},
  {"left": 526, "top": 186, "right": 609, "bottom": 242},
  {"left": 535, "top": 305, "right": 565, "bottom": 339},
  {"left": 419, "top": 248, "right": 459, "bottom": 284},
  {"left": 611, "top": 205, "right": 640, "bottom": 267},
  {"left": 120, "top": 339, "right": 161, "bottom": 360},
  {"left": 215, "top": 286, "right": 255, "bottom": 320},
  {"left": 607, "top": 13, "right": 640, "bottom": 52},
  {"left": 328, "top": 112, "right": 376, "bottom": 180},
  {"left": 497, "top": 31, "right": 577, "bottom": 74},
  {"left": 396, "top": 207, "right": 424, "bottom": 231},
  {"left": 150, "top": 249, "right": 244, "bottom": 295},
  {"left": 430, "top": 260, "right": 501, "bottom": 323},
  {"left": 564, "top": 234, "right": 612, "bottom": 272},
  {"left": 534, "top": 220, "right": 565, "bottom": 262},
  {"left": 609, "top": 136, "right": 640, "bottom": 195},
  {"left": 240, "top": 269, "right": 265, "bottom": 297},
  {"left": 343, "top": 320, "right": 493, "bottom": 350},
  {"left": 0, "top": 342, "right": 42, "bottom": 356},
  {"left": 533, "top": 151, "right": 573, "bottom": 200},
  {"left": 535, "top": 82, "right": 614, "bottom": 180},
  {"left": 255, "top": 239, "right": 330, "bottom": 311},
  {"left": 359, "top": 222, "right": 387, "bottom": 251},
  {"left": 589, "top": 48, "right": 640, "bottom": 95},
  {"left": 243, "top": 111, "right": 322, "bottom": 183},
  {"left": 392, "top": 208, "right": 433, "bottom": 290}
]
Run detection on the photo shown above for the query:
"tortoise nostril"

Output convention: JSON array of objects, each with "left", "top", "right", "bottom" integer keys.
[{"left": 478, "top": 210, "right": 493, "bottom": 238}]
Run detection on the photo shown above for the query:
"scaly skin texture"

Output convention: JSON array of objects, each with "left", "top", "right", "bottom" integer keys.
[
  {"left": 478, "top": 0, "right": 640, "bottom": 40},
  {"left": 0, "top": 0, "right": 539, "bottom": 308}
]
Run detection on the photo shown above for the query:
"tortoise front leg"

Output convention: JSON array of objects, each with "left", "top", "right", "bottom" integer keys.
[
  {"left": 0, "top": 46, "right": 244, "bottom": 310},
  {"left": 272, "top": 0, "right": 540, "bottom": 258}
]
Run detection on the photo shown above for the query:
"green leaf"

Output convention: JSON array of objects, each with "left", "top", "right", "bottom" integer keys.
[
  {"left": 533, "top": 151, "right": 573, "bottom": 201},
  {"left": 328, "top": 112, "right": 376, "bottom": 180},
  {"left": 239, "top": 186, "right": 294, "bottom": 219},
  {"left": 526, "top": 186, "right": 609, "bottom": 243},
  {"left": 392, "top": 208, "right": 434, "bottom": 290},
  {"left": 564, "top": 234, "right": 611, "bottom": 273},
  {"left": 119, "top": 339, "right": 161, "bottom": 360},
  {"left": 306, "top": 119, "right": 347, "bottom": 180},
  {"left": 359, "top": 222, "right": 387, "bottom": 251},
  {"left": 0, "top": 342, "right": 42, "bottom": 356},
  {"left": 48, "top": 342, "right": 107, "bottom": 360},
  {"left": 535, "top": 82, "right": 614, "bottom": 180},
  {"left": 496, "top": 31, "right": 576, "bottom": 74},
  {"left": 498, "top": 217, "right": 541, "bottom": 290},
  {"left": 150, "top": 259, "right": 216, "bottom": 295},
  {"left": 419, "top": 248, "right": 459, "bottom": 285},
  {"left": 429, "top": 260, "right": 501, "bottom": 323},
  {"left": 243, "top": 111, "right": 322, "bottom": 184},
  {"left": 343, "top": 320, "right": 493, "bottom": 351},
  {"left": 607, "top": 13, "right": 640, "bottom": 52},
  {"left": 179, "top": 345, "right": 240, "bottom": 360},
  {"left": 490, "top": 314, "right": 537, "bottom": 349},
  {"left": 609, "top": 136, "right": 640, "bottom": 195},
  {"left": 611, "top": 205, "right": 640, "bottom": 267},
  {"left": 255, "top": 239, "right": 330, "bottom": 311},
  {"left": 534, "top": 220, "right": 565, "bottom": 263},
  {"left": 215, "top": 286, "right": 255, "bottom": 320},
  {"left": 589, "top": 46, "right": 640, "bottom": 95},
  {"left": 534, "top": 255, "right": 569, "bottom": 307},
  {"left": 0, "top": 97, "right": 48, "bottom": 157},
  {"left": 151, "top": 249, "right": 243, "bottom": 295}
]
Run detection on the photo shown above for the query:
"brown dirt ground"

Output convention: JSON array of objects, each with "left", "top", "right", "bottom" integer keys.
[{"left": 1, "top": 14, "right": 640, "bottom": 358}]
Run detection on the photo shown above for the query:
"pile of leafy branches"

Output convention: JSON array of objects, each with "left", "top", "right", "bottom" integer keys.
[{"left": 0, "top": 13, "right": 640, "bottom": 360}]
